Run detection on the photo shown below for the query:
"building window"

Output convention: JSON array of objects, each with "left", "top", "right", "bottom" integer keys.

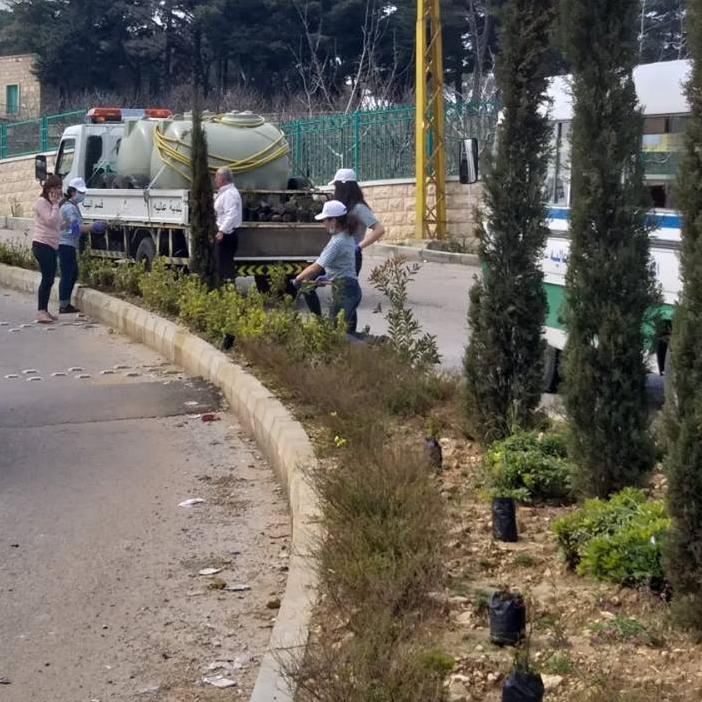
[{"left": 5, "top": 84, "right": 19, "bottom": 114}]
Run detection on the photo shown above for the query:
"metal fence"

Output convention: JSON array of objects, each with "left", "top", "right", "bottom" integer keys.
[
  {"left": 0, "top": 111, "right": 84, "bottom": 160},
  {"left": 281, "top": 102, "right": 498, "bottom": 184}
]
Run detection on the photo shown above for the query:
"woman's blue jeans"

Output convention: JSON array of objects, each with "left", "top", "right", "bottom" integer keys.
[{"left": 330, "top": 277, "right": 362, "bottom": 334}]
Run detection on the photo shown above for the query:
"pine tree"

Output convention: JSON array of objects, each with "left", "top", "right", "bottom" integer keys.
[
  {"left": 559, "top": 0, "right": 658, "bottom": 497},
  {"left": 663, "top": 0, "right": 702, "bottom": 634},
  {"left": 189, "top": 92, "right": 216, "bottom": 288},
  {"left": 464, "top": 0, "right": 554, "bottom": 441}
]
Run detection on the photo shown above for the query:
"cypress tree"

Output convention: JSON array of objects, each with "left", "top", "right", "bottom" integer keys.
[
  {"left": 559, "top": 0, "right": 658, "bottom": 497},
  {"left": 464, "top": 0, "right": 555, "bottom": 441},
  {"left": 664, "top": 0, "right": 702, "bottom": 633},
  {"left": 189, "top": 92, "right": 217, "bottom": 288}
]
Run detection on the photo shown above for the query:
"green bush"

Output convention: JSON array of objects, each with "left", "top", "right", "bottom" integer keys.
[
  {"left": 113, "top": 261, "right": 145, "bottom": 297},
  {"left": 485, "top": 429, "right": 573, "bottom": 502},
  {"left": 138, "top": 258, "right": 182, "bottom": 316},
  {"left": 0, "top": 241, "right": 36, "bottom": 270},
  {"left": 553, "top": 488, "right": 670, "bottom": 587}
]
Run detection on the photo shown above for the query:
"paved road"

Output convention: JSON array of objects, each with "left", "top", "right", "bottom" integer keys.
[{"left": 0, "top": 287, "right": 290, "bottom": 701}]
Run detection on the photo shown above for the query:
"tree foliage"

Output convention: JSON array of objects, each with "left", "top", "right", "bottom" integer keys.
[
  {"left": 559, "top": 0, "right": 658, "bottom": 498},
  {"left": 189, "top": 95, "right": 216, "bottom": 288},
  {"left": 663, "top": 0, "right": 702, "bottom": 635},
  {"left": 464, "top": 0, "right": 554, "bottom": 441}
]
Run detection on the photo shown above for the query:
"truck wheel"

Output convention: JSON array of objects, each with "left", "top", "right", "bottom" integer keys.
[
  {"left": 543, "top": 345, "right": 560, "bottom": 394},
  {"left": 254, "top": 275, "right": 271, "bottom": 294},
  {"left": 135, "top": 237, "right": 156, "bottom": 271}
]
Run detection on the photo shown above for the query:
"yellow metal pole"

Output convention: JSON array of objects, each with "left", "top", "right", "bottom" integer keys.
[
  {"left": 415, "top": 0, "right": 427, "bottom": 240},
  {"left": 415, "top": 0, "right": 447, "bottom": 240},
  {"left": 429, "top": 0, "right": 447, "bottom": 239}
]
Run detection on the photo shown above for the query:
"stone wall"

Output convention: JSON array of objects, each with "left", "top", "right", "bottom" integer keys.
[
  {"left": 360, "top": 177, "right": 483, "bottom": 248},
  {"left": 0, "top": 152, "right": 54, "bottom": 218},
  {"left": 0, "top": 54, "right": 43, "bottom": 119}
]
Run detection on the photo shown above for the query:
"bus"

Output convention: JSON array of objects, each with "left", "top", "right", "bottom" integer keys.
[{"left": 541, "top": 59, "right": 689, "bottom": 392}]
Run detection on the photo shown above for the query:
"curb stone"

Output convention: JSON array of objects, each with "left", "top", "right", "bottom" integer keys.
[
  {"left": 373, "top": 242, "right": 480, "bottom": 267},
  {"left": 0, "top": 263, "right": 319, "bottom": 702}
]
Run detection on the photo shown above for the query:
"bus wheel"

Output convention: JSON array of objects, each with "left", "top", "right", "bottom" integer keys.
[
  {"left": 135, "top": 237, "right": 156, "bottom": 271},
  {"left": 543, "top": 345, "right": 560, "bottom": 393}
]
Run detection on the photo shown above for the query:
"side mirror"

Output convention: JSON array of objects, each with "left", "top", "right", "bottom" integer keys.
[
  {"left": 459, "top": 138, "right": 479, "bottom": 185},
  {"left": 35, "top": 154, "right": 48, "bottom": 182}
]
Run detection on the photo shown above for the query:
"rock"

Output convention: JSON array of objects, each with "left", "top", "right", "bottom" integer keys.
[
  {"left": 542, "top": 674, "right": 563, "bottom": 691},
  {"left": 266, "top": 597, "right": 281, "bottom": 610},
  {"left": 456, "top": 611, "right": 473, "bottom": 626}
]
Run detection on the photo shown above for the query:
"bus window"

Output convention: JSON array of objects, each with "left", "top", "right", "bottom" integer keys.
[
  {"left": 642, "top": 113, "right": 688, "bottom": 206},
  {"left": 546, "top": 121, "right": 571, "bottom": 206}
]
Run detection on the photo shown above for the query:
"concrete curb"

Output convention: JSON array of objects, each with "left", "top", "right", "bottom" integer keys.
[
  {"left": 373, "top": 242, "right": 479, "bottom": 267},
  {"left": 0, "top": 263, "right": 319, "bottom": 702}
]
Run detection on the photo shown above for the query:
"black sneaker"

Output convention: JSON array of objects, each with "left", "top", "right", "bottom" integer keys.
[{"left": 59, "top": 304, "right": 80, "bottom": 314}]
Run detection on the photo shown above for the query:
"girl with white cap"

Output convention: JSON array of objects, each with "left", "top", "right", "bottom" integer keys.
[
  {"left": 58, "top": 177, "right": 106, "bottom": 313},
  {"left": 329, "top": 168, "right": 385, "bottom": 274},
  {"left": 294, "top": 199, "right": 362, "bottom": 334}
]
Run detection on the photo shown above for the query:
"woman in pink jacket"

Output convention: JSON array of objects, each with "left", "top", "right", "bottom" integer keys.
[{"left": 32, "top": 174, "right": 63, "bottom": 323}]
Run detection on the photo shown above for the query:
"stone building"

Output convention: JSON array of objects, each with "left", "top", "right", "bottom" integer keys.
[{"left": 0, "top": 53, "right": 50, "bottom": 120}]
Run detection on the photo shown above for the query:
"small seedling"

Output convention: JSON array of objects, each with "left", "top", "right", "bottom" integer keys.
[
  {"left": 543, "top": 652, "right": 574, "bottom": 675},
  {"left": 514, "top": 553, "right": 536, "bottom": 567}
]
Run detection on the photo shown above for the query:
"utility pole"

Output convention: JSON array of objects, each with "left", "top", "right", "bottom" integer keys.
[{"left": 415, "top": 0, "right": 447, "bottom": 240}]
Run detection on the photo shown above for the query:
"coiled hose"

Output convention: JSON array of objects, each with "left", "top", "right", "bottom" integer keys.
[{"left": 153, "top": 113, "right": 290, "bottom": 183}]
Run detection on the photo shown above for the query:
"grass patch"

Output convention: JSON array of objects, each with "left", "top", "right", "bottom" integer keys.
[
  {"left": 543, "top": 651, "right": 575, "bottom": 675},
  {"left": 590, "top": 616, "right": 661, "bottom": 647},
  {"left": 514, "top": 552, "right": 537, "bottom": 567}
]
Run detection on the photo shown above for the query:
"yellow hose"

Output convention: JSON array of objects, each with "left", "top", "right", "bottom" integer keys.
[{"left": 153, "top": 113, "right": 290, "bottom": 183}]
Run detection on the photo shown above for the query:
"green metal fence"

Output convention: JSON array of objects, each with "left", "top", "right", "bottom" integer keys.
[
  {"left": 0, "top": 110, "right": 85, "bottom": 160},
  {"left": 281, "top": 101, "right": 498, "bottom": 184}
]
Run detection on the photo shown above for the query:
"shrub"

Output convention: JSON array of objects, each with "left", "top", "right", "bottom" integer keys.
[
  {"left": 0, "top": 241, "right": 36, "bottom": 270},
  {"left": 314, "top": 441, "right": 447, "bottom": 621},
  {"left": 113, "top": 261, "right": 144, "bottom": 297},
  {"left": 553, "top": 488, "right": 670, "bottom": 587},
  {"left": 138, "top": 258, "right": 181, "bottom": 316},
  {"left": 485, "top": 429, "right": 573, "bottom": 502}
]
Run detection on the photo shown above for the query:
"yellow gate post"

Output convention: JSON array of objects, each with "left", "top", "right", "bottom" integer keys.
[{"left": 415, "top": 0, "right": 447, "bottom": 240}]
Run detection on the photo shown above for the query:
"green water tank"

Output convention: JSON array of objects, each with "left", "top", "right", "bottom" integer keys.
[
  {"left": 148, "top": 111, "right": 290, "bottom": 190},
  {"left": 115, "top": 118, "right": 161, "bottom": 187}
]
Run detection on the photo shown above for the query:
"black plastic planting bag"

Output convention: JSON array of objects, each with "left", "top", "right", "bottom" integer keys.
[
  {"left": 492, "top": 497, "right": 518, "bottom": 542},
  {"left": 501, "top": 668, "right": 544, "bottom": 702},
  {"left": 489, "top": 590, "right": 526, "bottom": 646}
]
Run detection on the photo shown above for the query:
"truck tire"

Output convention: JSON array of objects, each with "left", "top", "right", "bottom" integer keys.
[
  {"left": 543, "top": 345, "right": 560, "bottom": 394},
  {"left": 135, "top": 237, "right": 156, "bottom": 271},
  {"left": 254, "top": 275, "right": 271, "bottom": 294}
]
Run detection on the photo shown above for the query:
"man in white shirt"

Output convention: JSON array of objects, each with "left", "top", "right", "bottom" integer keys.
[{"left": 213, "top": 167, "right": 242, "bottom": 282}]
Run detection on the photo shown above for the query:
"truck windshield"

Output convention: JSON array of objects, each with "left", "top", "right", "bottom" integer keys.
[{"left": 55, "top": 138, "right": 76, "bottom": 178}]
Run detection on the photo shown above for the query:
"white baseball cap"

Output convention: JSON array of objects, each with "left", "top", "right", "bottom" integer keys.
[
  {"left": 328, "top": 168, "right": 357, "bottom": 185},
  {"left": 314, "top": 200, "right": 348, "bottom": 221},
  {"left": 68, "top": 177, "right": 87, "bottom": 193}
]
